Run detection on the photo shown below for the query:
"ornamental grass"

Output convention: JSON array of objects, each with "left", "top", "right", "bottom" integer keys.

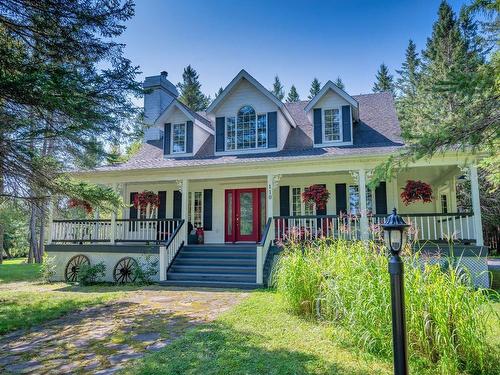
[{"left": 273, "top": 239, "right": 499, "bottom": 374}]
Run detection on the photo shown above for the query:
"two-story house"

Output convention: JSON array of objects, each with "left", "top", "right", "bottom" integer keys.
[{"left": 46, "top": 69, "right": 488, "bottom": 288}]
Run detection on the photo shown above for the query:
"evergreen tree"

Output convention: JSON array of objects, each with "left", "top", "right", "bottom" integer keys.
[
  {"left": 286, "top": 85, "right": 300, "bottom": 102},
  {"left": 372, "top": 63, "right": 394, "bottom": 93},
  {"left": 396, "top": 40, "right": 420, "bottom": 98},
  {"left": 334, "top": 77, "right": 345, "bottom": 90},
  {"left": 177, "top": 65, "right": 211, "bottom": 111},
  {"left": 308, "top": 78, "right": 321, "bottom": 99},
  {"left": 215, "top": 87, "right": 224, "bottom": 97},
  {"left": 271, "top": 75, "right": 285, "bottom": 100}
]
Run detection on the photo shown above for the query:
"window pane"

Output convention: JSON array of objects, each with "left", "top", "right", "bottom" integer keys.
[
  {"left": 172, "top": 123, "right": 186, "bottom": 153},
  {"left": 194, "top": 192, "right": 202, "bottom": 228},
  {"left": 226, "top": 117, "right": 236, "bottom": 150},
  {"left": 349, "top": 185, "right": 359, "bottom": 215},
  {"left": 292, "top": 187, "right": 301, "bottom": 216},
  {"left": 237, "top": 106, "right": 256, "bottom": 149},
  {"left": 324, "top": 109, "right": 340, "bottom": 142},
  {"left": 366, "top": 187, "right": 373, "bottom": 214},
  {"left": 257, "top": 114, "right": 267, "bottom": 148},
  {"left": 188, "top": 192, "right": 192, "bottom": 224}
]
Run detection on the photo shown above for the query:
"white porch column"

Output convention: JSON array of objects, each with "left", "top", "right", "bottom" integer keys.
[
  {"left": 358, "top": 169, "right": 369, "bottom": 240},
  {"left": 110, "top": 182, "right": 117, "bottom": 244},
  {"left": 181, "top": 179, "right": 189, "bottom": 243},
  {"left": 469, "top": 166, "right": 484, "bottom": 246},
  {"left": 266, "top": 174, "right": 275, "bottom": 219}
]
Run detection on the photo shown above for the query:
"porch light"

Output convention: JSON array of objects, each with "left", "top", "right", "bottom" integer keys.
[
  {"left": 382, "top": 208, "right": 409, "bottom": 255},
  {"left": 382, "top": 208, "right": 410, "bottom": 375}
]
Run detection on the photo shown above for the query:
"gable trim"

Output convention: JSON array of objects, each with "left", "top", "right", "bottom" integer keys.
[
  {"left": 305, "top": 81, "right": 359, "bottom": 112},
  {"left": 154, "top": 99, "right": 215, "bottom": 135}
]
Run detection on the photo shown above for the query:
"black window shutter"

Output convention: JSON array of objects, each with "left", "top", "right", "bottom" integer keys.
[
  {"left": 342, "top": 105, "right": 351, "bottom": 143},
  {"left": 173, "top": 191, "right": 182, "bottom": 219},
  {"left": 316, "top": 184, "right": 327, "bottom": 215},
  {"left": 335, "top": 184, "right": 347, "bottom": 215},
  {"left": 129, "top": 192, "right": 138, "bottom": 231},
  {"left": 158, "top": 191, "right": 166, "bottom": 218},
  {"left": 164, "top": 123, "right": 171, "bottom": 155},
  {"left": 267, "top": 111, "right": 277, "bottom": 148},
  {"left": 203, "top": 189, "right": 213, "bottom": 230},
  {"left": 375, "top": 182, "right": 388, "bottom": 214},
  {"left": 215, "top": 117, "right": 225, "bottom": 152},
  {"left": 313, "top": 108, "right": 322, "bottom": 145},
  {"left": 186, "top": 121, "right": 193, "bottom": 153},
  {"left": 279, "top": 186, "right": 290, "bottom": 216}
]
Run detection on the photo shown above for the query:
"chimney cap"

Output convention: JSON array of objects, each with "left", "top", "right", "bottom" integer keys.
[{"left": 160, "top": 71, "right": 168, "bottom": 77}]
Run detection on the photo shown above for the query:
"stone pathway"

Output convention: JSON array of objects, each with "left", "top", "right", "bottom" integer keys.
[{"left": 0, "top": 288, "right": 248, "bottom": 374}]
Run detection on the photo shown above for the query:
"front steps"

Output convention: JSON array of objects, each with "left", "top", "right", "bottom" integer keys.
[{"left": 159, "top": 244, "right": 261, "bottom": 289}]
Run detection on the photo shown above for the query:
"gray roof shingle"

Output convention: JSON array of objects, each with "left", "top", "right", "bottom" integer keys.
[{"left": 93, "top": 92, "right": 404, "bottom": 172}]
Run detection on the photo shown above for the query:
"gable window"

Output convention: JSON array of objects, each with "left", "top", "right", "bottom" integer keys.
[
  {"left": 225, "top": 106, "right": 267, "bottom": 150},
  {"left": 323, "top": 108, "right": 341, "bottom": 142},
  {"left": 172, "top": 123, "right": 186, "bottom": 153}
]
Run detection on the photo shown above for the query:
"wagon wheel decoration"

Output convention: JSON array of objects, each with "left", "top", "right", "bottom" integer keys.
[
  {"left": 64, "top": 254, "right": 90, "bottom": 282},
  {"left": 113, "top": 257, "right": 138, "bottom": 283}
]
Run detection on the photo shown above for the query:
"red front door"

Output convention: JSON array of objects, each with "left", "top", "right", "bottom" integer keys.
[{"left": 225, "top": 188, "right": 266, "bottom": 242}]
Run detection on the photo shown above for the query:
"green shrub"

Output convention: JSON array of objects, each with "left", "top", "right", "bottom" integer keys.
[
  {"left": 39, "top": 254, "right": 56, "bottom": 283},
  {"left": 274, "top": 239, "right": 499, "bottom": 374},
  {"left": 132, "top": 256, "right": 158, "bottom": 284},
  {"left": 77, "top": 262, "right": 106, "bottom": 285}
]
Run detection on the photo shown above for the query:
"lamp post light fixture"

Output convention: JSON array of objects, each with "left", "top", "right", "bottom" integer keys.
[{"left": 382, "top": 208, "right": 410, "bottom": 375}]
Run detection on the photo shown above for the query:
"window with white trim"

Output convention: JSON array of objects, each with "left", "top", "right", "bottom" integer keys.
[
  {"left": 323, "top": 108, "right": 341, "bottom": 142},
  {"left": 348, "top": 185, "right": 374, "bottom": 215},
  {"left": 172, "top": 123, "right": 186, "bottom": 153},
  {"left": 225, "top": 106, "right": 267, "bottom": 150},
  {"left": 188, "top": 191, "right": 203, "bottom": 228},
  {"left": 291, "top": 187, "right": 315, "bottom": 216}
]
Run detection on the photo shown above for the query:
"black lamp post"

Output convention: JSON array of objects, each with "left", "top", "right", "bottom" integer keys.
[{"left": 382, "top": 208, "right": 410, "bottom": 375}]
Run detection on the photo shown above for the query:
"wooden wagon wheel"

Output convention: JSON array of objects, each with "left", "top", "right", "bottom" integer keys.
[
  {"left": 113, "top": 257, "right": 138, "bottom": 283},
  {"left": 64, "top": 254, "right": 90, "bottom": 282}
]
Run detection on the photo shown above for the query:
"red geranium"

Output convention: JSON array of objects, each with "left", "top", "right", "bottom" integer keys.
[
  {"left": 302, "top": 184, "right": 330, "bottom": 210},
  {"left": 68, "top": 198, "right": 93, "bottom": 214},
  {"left": 133, "top": 191, "right": 160, "bottom": 209},
  {"left": 401, "top": 180, "right": 432, "bottom": 205}
]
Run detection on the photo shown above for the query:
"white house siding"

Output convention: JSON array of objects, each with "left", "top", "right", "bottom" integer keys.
[
  {"left": 277, "top": 110, "right": 290, "bottom": 149},
  {"left": 307, "top": 89, "right": 351, "bottom": 121}
]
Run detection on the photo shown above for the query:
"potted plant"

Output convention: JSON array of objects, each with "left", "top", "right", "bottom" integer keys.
[
  {"left": 401, "top": 180, "right": 432, "bottom": 205},
  {"left": 302, "top": 184, "right": 330, "bottom": 210},
  {"left": 68, "top": 198, "right": 93, "bottom": 214},
  {"left": 133, "top": 191, "right": 160, "bottom": 217}
]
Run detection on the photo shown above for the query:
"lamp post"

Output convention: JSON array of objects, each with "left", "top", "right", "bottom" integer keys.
[{"left": 382, "top": 208, "right": 410, "bottom": 375}]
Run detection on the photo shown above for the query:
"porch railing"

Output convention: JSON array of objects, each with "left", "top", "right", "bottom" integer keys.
[
  {"left": 51, "top": 218, "right": 182, "bottom": 244},
  {"left": 256, "top": 217, "right": 275, "bottom": 284},
  {"left": 160, "top": 220, "right": 185, "bottom": 281}
]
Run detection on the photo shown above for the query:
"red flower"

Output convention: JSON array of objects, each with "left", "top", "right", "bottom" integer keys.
[
  {"left": 68, "top": 198, "right": 93, "bottom": 214},
  {"left": 401, "top": 180, "right": 432, "bottom": 206},
  {"left": 302, "top": 185, "right": 330, "bottom": 210},
  {"left": 133, "top": 191, "right": 160, "bottom": 209}
]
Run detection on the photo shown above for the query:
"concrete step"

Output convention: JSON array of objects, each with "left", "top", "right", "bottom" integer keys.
[
  {"left": 169, "top": 265, "right": 256, "bottom": 274},
  {"left": 178, "top": 251, "right": 256, "bottom": 259},
  {"left": 174, "top": 257, "right": 256, "bottom": 266},
  {"left": 166, "top": 272, "right": 256, "bottom": 283},
  {"left": 159, "top": 280, "right": 261, "bottom": 289}
]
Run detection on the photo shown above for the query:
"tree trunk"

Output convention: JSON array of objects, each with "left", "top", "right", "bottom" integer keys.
[
  {"left": 37, "top": 200, "right": 45, "bottom": 263},
  {"left": 29, "top": 203, "right": 38, "bottom": 264}
]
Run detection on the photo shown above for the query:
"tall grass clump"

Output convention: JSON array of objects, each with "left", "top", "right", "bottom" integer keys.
[{"left": 273, "top": 239, "right": 499, "bottom": 374}]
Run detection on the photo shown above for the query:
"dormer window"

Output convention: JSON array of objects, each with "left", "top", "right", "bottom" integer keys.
[
  {"left": 323, "top": 108, "right": 341, "bottom": 142},
  {"left": 172, "top": 122, "right": 186, "bottom": 153},
  {"left": 225, "top": 106, "right": 267, "bottom": 150}
]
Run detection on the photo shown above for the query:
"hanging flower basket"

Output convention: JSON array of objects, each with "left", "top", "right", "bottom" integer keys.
[
  {"left": 133, "top": 191, "right": 160, "bottom": 210},
  {"left": 68, "top": 198, "right": 93, "bottom": 214},
  {"left": 401, "top": 180, "right": 432, "bottom": 205},
  {"left": 302, "top": 184, "right": 330, "bottom": 210}
]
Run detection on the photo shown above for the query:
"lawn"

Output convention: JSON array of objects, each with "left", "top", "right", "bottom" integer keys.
[
  {"left": 0, "top": 257, "right": 41, "bottom": 283},
  {"left": 126, "top": 291, "right": 393, "bottom": 375}
]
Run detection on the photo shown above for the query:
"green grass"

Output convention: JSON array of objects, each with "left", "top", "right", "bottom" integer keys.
[
  {"left": 126, "top": 291, "right": 393, "bottom": 375},
  {"left": 0, "top": 258, "right": 40, "bottom": 283}
]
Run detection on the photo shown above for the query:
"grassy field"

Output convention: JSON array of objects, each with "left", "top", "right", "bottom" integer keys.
[
  {"left": 0, "top": 258, "right": 41, "bottom": 283},
  {"left": 126, "top": 291, "right": 393, "bottom": 375}
]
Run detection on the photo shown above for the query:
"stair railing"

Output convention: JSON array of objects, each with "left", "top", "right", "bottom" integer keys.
[
  {"left": 159, "top": 220, "right": 185, "bottom": 281},
  {"left": 256, "top": 217, "right": 275, "bottom": 284}
]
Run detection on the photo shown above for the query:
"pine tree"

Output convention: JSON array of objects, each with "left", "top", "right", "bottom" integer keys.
[
  {"left": 372, "top": 63, "right": 394, "bottom": 93},
  {"left": 334, "top": 77, "right": 345, "bottom": 90},
  {"left": 308, "top": 78, "right": 321, "bottom": 99},
  {"left": 177, "top": 65, "right": 211, "bottom": 111},
  {"left": 271, "top": 75, "right": 285, "bottom": 100},
  {"left": 215, "top": 87, "right": 224, "bottom": 97},
  {"left": 286, "top": 85, "right": 300, "bottom": 102},
  {"left": 396, "top": 40, "right": 420, "bottom": 98}
]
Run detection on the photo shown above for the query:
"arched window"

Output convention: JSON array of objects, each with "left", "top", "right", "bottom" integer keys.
[{"left": 226, "top": 106, "right": 267, "bottom": 150}]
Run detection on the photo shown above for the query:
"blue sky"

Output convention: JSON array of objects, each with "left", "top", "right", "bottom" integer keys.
[{"left": 119, "top": 0, "right": 469, "bottom": 98}]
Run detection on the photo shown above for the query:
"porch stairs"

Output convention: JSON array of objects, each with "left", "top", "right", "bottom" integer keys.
[{"left": 159, "top": 244, "right": 260, "bottom": 289}]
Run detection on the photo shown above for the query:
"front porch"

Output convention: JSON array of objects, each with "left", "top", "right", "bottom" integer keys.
[{"left": 47, "top": 161, "right": 486, "bottom": 286}]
